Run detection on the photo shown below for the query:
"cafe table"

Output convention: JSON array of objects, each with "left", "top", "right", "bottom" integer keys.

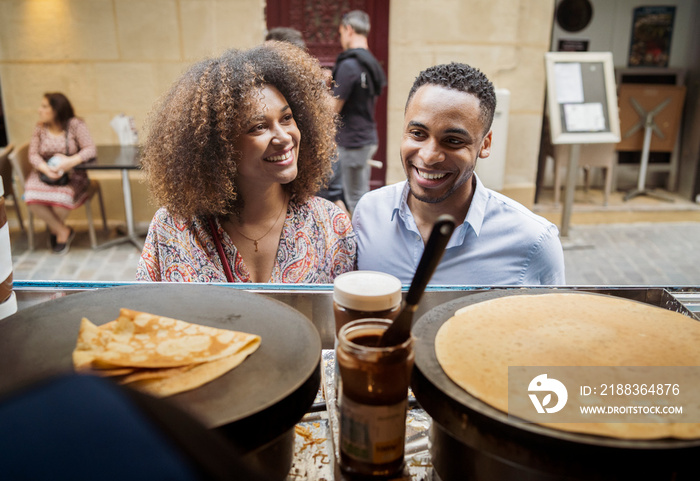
[
  {"left": 75, "top": 145, "right": 142, "bottom": 249},
  {"left": 7, "top": 282, "right": 700, "bottom": 480}
]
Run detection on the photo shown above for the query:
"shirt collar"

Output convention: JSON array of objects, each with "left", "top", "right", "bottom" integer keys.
[
  {"left": 464, "top": 173, "right": 487, "bottom": 237},
  {"left": 390, "top": 176, "right": 488, "bottom": 242},
  {"left": 390, "top": 181, "right": 410, "bottom": 223},
  {"left": 395, "top": 182, "right": 421, "bottom": 235}
]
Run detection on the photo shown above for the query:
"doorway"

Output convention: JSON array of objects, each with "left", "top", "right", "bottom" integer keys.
[{"left": 266, "top": 0, "right": 390, "bottom": 190}]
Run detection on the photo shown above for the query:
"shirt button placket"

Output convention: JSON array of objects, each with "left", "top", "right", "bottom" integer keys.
[{"left": 415, "top": 233, "right": 423, "bottom": 265}]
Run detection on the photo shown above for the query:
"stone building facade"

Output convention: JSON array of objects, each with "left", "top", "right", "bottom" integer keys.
[{"left": 0, "top": 0, "right": 555, "bottom": 226}]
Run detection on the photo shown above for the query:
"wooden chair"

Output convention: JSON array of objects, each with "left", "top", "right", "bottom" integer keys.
[
  {"left": 8, "top": 143, "right": 107, "bottom": 251},
  {"left": 0, "top": 144, "right": 25, "bottom": 233},
  {"left": 553, "top": 143, "right": 616, "bottom": 206}
]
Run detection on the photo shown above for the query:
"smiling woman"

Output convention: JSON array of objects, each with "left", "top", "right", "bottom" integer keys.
[{"left": 136, "top": 42, "right": 356, "bottom": 283}]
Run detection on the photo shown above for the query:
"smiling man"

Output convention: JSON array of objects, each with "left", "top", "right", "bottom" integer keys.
[{"left": 352, "top": 62, "right": 565, "bottom": 285}]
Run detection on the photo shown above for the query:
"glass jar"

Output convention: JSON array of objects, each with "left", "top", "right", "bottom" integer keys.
[
  {"left": 336, "top": 319, "right": 414, "bottom": 477},
  {"left": 333, "top": 271, "right": 402, "bottom": 336}
]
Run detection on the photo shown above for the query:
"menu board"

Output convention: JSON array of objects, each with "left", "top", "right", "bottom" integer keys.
[{"left": 545, "top": 52, "right": 621, "bottom": 145}]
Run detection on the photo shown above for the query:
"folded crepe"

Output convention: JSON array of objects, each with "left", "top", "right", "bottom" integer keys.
[{"left": 73, "top": 308, "right": 261, "bottom": 397}]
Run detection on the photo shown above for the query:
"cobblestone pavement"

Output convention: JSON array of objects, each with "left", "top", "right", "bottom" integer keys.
[
  {"left": 10, "top": 229, "right": 142, "bottom": 282},
  {"left": 9, "top": 222, "right": 700, "bottom": 286},
  {"left": 562, "top": 222, "right": 700, "bottom": 286}
]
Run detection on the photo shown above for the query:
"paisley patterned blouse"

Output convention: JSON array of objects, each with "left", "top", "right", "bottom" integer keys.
[{"left": 136, "top": 196, "right": 356, "bottom": 283}]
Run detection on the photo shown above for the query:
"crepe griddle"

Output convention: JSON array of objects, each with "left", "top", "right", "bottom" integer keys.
[
  {"left": 0, "top": 284, "right": 321, "bottom": 444},
  {"left": 412, "top": 289, "right": 700, "bottom": 480}
]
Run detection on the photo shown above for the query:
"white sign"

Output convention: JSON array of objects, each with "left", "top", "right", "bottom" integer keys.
[
  {"left": 554, "top": 62, "right": 584, "bottom": 104},
  {"left": 563, "top": 102, "right": 606, "bottom": 132}
]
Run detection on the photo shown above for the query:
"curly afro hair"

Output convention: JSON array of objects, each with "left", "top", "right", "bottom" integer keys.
[
  {"left": 141, "top": 41, "right": 337, "bottom": 219},
  {"left": 406, "top": 62, "right": 496, "bottom": 135}
]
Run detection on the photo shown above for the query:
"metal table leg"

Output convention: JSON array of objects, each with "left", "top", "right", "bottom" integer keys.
[
  {"left": 95, "top": 169, "right": 143, "bottom": 250},
  {"left": 623, "top": 100, "right": 675, "bottom": 203}
]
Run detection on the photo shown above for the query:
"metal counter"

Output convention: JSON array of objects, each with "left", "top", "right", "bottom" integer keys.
[
  {"left": 8, "top": 282, "right": 700, "bottom": 480},
  {"left": 12, "top": 282, "right": 700, "bottom": 350}
]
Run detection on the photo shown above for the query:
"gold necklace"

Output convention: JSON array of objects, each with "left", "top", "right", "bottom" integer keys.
[{"left": 233, "top": 194, "right": 287, "bottom": 252}]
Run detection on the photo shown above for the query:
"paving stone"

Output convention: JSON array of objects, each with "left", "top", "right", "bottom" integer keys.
[{"left": 8, "top": 222, "right": 700, "bottom": 286}]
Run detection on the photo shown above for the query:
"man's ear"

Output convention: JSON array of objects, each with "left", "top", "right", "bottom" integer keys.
[
  {"left": 342, "top": 24, "right": 355, "bottom": 37},
  {"left": 479, "top": 130, "right": 493, "bottom": 158}
]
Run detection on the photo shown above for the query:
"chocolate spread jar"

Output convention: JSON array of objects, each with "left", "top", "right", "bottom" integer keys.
[
  {"left": 337, "top": 319, "right": 414, "bottom": 477},
  {"left": 332, "top": 271, "right": 402, "bottom": 336}
]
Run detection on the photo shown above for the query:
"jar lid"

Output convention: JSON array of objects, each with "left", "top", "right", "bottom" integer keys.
[{"left": 333, "top": 271, "right": 402, "bottom": 312}]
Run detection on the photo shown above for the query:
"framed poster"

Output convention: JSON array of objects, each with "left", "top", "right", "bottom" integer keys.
[
  {"left": 545, "top": 52, "right": 621, "bottom": 145},
  {"left": 628, "top": 6, "right": 675, "bottom": 68}
]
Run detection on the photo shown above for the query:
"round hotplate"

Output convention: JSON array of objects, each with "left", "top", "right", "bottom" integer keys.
[
  {"left": 412, "top": 289, "right": 699, "bottom": 479},
  {"left": 412, "top": 289, "right": 700, "bottom": 450},
  {"left": 0, "top": 284, "right": 321, "bottom": 431}
]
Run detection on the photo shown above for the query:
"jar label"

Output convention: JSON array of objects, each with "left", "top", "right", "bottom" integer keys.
[{"left": 339, "top": 395, "right": 407, "bottom": 465}]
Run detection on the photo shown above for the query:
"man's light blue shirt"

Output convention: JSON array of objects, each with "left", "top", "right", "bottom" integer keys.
[{"left": 352, "top": 175, "right": 565, "bottom": 285}]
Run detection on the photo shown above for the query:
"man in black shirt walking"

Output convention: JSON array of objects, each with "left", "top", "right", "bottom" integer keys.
[{"left": 325, "top": 10, "right": 386, "bottom": 213}]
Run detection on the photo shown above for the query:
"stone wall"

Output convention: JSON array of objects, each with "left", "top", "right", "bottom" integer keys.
[
  {"left": 1, "top": 0, "right": 266, "bottom": 144},
  {"left": 0, "top": 0, "right": 266, "bottom": 226}
]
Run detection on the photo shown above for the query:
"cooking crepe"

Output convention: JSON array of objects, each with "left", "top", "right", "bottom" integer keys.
[
  {"left": 435, "top": 293, "right": 700, "bottom": 440},
  {"left": 73, "top": 308, "right": 261, "bottom": 397}
]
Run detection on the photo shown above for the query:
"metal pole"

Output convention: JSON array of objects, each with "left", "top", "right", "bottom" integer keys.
[
  {"left": 560, "top": 143, "right": 580, "bottom": 238},
  {"left": 637, "top": 113, "right": 653, "bottom": 192}
]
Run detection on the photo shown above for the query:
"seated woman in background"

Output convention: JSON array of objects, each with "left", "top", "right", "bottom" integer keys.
[
  {"left": 136, "top": 41, "right": 356, "bottom": 283},
  {"left": 25, "top": 92, "right": 96, "bottom": 254}
]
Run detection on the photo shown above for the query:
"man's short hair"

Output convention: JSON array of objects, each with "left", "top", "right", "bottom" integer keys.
[
  {"left": 265, "top": 27, "right": 306, "bottom": 49},
  {"left": 341, "top": 10, "right": 371, "bottom": 36},
  {"left": 406, "top": 62, "right": 497, "bottom": 134}
]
